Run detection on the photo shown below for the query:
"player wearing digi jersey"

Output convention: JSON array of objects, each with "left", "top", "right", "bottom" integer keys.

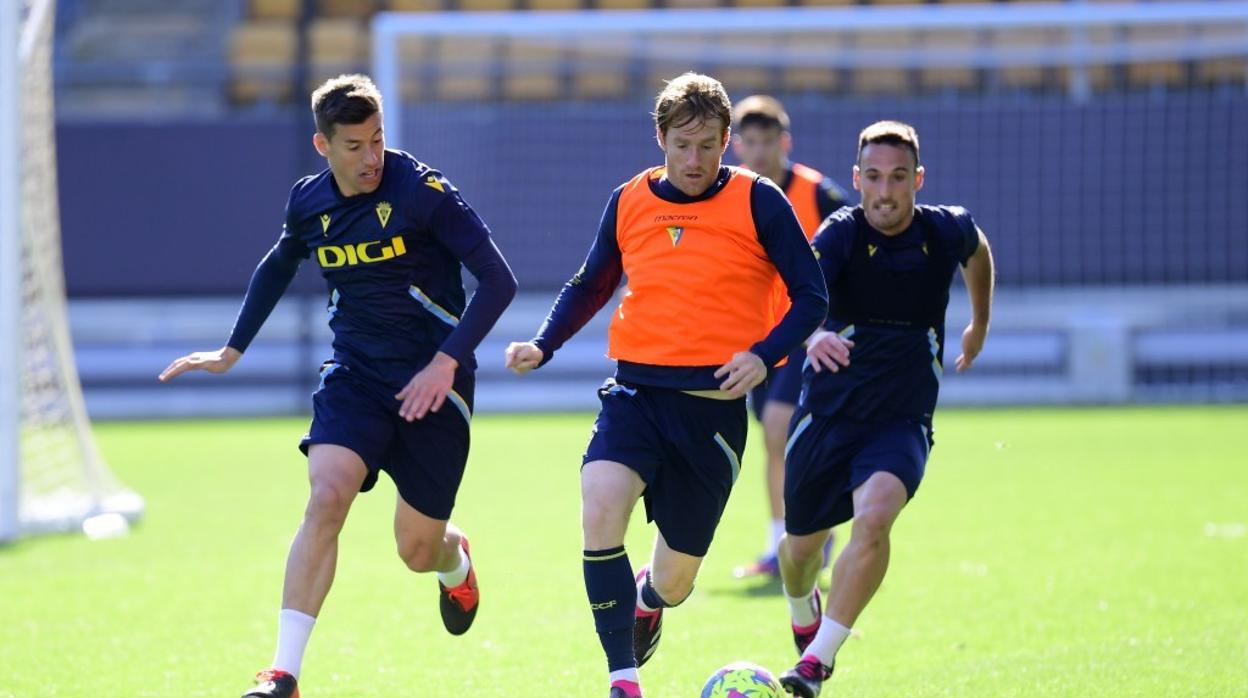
[{"left": 159, "top": 75, "right": 516, "bottom": 698}]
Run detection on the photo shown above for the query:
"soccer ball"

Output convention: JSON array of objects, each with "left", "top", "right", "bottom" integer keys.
[{"left": 700, "top": 661, "right": 785, "bottom": 698}]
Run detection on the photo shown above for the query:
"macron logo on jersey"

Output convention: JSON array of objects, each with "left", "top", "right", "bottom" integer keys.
[{"left": 317, "top": 235, "right": 407, "bottom": 268}]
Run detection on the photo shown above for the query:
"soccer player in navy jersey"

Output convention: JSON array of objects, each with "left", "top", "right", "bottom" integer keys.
[
  {"left": 504, "top": 73, "right": 826, "bottom": 698},
  {"left": 775, "top": 121, "right": 995, "bottom": 697},
  {"left": 730, "top": 94, "right": 849, "bottom": 581},
  {"left": 158, "top": 75, "right": 516, "bottom": 698}
]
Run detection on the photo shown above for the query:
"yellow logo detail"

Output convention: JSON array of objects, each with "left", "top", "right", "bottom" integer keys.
[
  {"left": 922, "top": 242, "right": 929, "bottom": 256},
  {"left": 316, "top": 236, "right": 407, "bottom": 268},
  {"left": 424, "top": 175, "right": 445, "bottom": 193},
  {"left": 589, "top": 600, "right": 618, "bottom": 611},
  {"left": 868, "top": 244, "right": 878, "bottom": 257},
  {"left": 811, "top": 244, "right": 821, "bottom": 260},
  {"left": 376, "top": 201, "right": 392, "bottom": 229},
  {"left": 320, "top": 214, "right": 331, "bottom": 235},
  {"left": 666, "top": 226, "right": 684, "bottom": 247}
]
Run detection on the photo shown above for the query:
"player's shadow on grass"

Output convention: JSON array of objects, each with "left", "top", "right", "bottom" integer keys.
[{"left": 708, "top": 569, "right": 832, "bottom": 598}]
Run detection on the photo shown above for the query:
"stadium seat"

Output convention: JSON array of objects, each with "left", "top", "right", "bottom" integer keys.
[
  {"left": 647, "top": 36, "right": 708, "bottom": 94},
  {"left": 456, "top": 0, "right": 517, "bottom": 10},
  {"left": 851, "top": 31, "right": 913, "bottom": 95},
  {"left": 1125, "top": 25, "right": 1188, "bottom": 89},
  {"left": 396, "top": 35, "right": 430, "bottom": 100},
  {"left": 502, "top": 40, "right": 564, "bottom": 100},
  {"left": 991, "top": 27, "right": 1053, "bottom": 91},
  {"left": 434, "top": 36, "right": 497, "bottom": 100},
  {"left": 714, "top": 34, "right": 778, "bottom": 94},
  {"left": 1055, "top": 26, "right": 1115, "bottom": 94},
  {"left": 779, "top": 33, "right": 841, "bottom": 93},
  {"left": 388, "top": 0, "right": 443, "bottom": 10},
  {"left": 306, "top": 18, "right": 369, "bottom": 90},
  {"left": 794, "top": 0, "right": 854, "bottom": 6},
  {"left": 731, "top": 0, "right": 785, "bottom": 7},
  {"left": 320, "top": 0, "right": 379, "bottom": 17},
  {"left": 568, "top": 37, "right": 631, "bottom": 99},
  {"left": 249, "top": 0, "right": 300, "bottom": 20},
  {"left": 664, "top": 0, "right": 720, "bottom": 7},
  {"left": 228, "top": 21, "right": 297, "bottom": 103},
  {"left": 590, "top": 0, "right": 651, "bottom": 9},
  {"left": 529, "top": 0, "right": 583, "bottom": 9},
  {"left": 1194, "top": 24, "right": 1247, "bottom": 86},
  {"left": 919, "top": 29, "right": 980, "bottom": 92}
]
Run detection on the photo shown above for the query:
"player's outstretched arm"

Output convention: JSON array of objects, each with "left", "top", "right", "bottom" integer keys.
[
  {"left": 158, "top": 346, "right": 242, "bottom": 382},
  {"left": 159, "top": 238, "right": 305, "bottom": 384},
  {"left": 956, "top": 227, "right": 995, "bottom": 373},
  {"left": 504, "top": 342, "right": 544, "bottom": 376}
]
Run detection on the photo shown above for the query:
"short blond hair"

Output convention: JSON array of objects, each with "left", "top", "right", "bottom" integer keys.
[{"left": 653, "top": 72, "right": 732, "bottom": 138}]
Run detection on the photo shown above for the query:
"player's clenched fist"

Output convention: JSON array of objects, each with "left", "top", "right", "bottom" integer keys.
[
  {"left": 158, "top": 346, "right": 241, "bottom": 382},
  {"left": 504, "top": 342, "right": 543, "bottom": 376}
]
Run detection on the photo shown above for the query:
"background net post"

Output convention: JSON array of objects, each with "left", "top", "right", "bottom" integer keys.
[
  {"left": 0, "top": 0, "right": 21, "bottom": 543},
  {"left": 5, "top": 0, "right": 143, "bottom": 539}
]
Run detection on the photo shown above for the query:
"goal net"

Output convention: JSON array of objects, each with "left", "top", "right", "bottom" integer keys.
[{"left": 0, "top": 0, "right": 142, "bottom": 541}]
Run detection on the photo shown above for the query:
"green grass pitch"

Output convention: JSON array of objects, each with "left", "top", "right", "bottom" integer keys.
[{"left": 1, "top": 406, "right": 1245, "bottom": 696}]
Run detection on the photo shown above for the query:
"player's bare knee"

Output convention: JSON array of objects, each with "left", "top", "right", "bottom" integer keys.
[
  {"left": 581, "top": 500, "right": 627, "bottom": 546},
  {"left": 851, "top": 508, "right": 896, "bottom": 548},
  {"left": 651, "top": 570, "right": 694, "bottom": 605},
  {"left": 784, "top": 533, "right": 825, "bottom": 566},
  {"left": 304, "top": 481, "right": 354, "bottom": 529},
  {"left": 397, "top": 536, "right": 440, "bottom": 572}
]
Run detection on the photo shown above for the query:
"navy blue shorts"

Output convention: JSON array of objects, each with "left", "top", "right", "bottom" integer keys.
[
  {"left": 783, "top": 410, "right": 932, "bottom": 535},
  {"left": 749, "top": 346, "right": 807, "bottom": 421},
  {"left": 299, "top": 361, "right": 474, "bottom": 520},
  {"left": 583, "top": 379, "right": 747, "bottom": 557}
]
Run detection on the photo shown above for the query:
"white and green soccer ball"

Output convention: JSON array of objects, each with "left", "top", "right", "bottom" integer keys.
[{"left": 700, "top": 661, "right": 785, "bottom": 698}]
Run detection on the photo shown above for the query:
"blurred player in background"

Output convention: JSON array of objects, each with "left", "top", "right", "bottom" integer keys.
[
  {"left": 776, "top": 121, "right": 995, "bottom": 697},
  {"left": 730, "top": 94, "right": 849, "bottom": 581},
  {"left": 159, "top": 74, "right": 516, "bottom": 698},
  {"left": 504, "top": 73, "right": 826, "bottom": 698}
]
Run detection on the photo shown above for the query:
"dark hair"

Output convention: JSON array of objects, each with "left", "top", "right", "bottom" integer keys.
[
  {"left": 857, "top": 120, "right": 920, "bottom": 168},
  {"left": 311, "top": 74, "right": 383, "bottom": 140},
  {"left": 653, "top": 72, "right": 732, "bottom": 138},
  {"left": 732, "top": 94, "right": 790, "bottom": 133}
]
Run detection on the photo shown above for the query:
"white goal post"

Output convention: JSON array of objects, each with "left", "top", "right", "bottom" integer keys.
[{"left": 0, "top": 0, "right": 143, "bottom": 542}]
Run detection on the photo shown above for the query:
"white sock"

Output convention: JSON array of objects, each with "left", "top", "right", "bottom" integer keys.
[
  {"left": 609, "top": 668, "right": 640, "bottom": 685},
  {"left": 801, "top": 617, "right": 851, "bottom": 667},
  {"left": 785, "top": 588, "right": 820, "bottom": 627},
  {"left": 636, "top": 573, "right": 658, "bottom": 613},
  {"left": 766, "top": 519, "right": 785, "bottom": 557},
  {"left": 436, "top": 543, "right": 470, "bottom": 587},
  {"left": 272, "top": 608, "right": 316, "bottom": 679}
]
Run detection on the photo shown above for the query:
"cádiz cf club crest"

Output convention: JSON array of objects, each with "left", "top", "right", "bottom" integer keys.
[
  {"left": 376, "top": 201, "right": 392, "bottom": 229},
  {"left": 667, "top": 226, "right": 684, "bottom": 247}
]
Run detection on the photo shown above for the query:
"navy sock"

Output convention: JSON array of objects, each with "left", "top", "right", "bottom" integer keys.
[
  {"left": 638, "top": 568, "right": 672, "bottom": 610},
  {"left": 584, "top": 546, "right": 637, "bottom": 672}
]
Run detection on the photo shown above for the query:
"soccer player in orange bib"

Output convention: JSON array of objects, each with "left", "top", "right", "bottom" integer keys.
[
  {"left": 505, "top": 73, "right": 827, "bottom": 698},
  {"left": 730, "top": 94, "right": 849, "bottom": 581}
]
